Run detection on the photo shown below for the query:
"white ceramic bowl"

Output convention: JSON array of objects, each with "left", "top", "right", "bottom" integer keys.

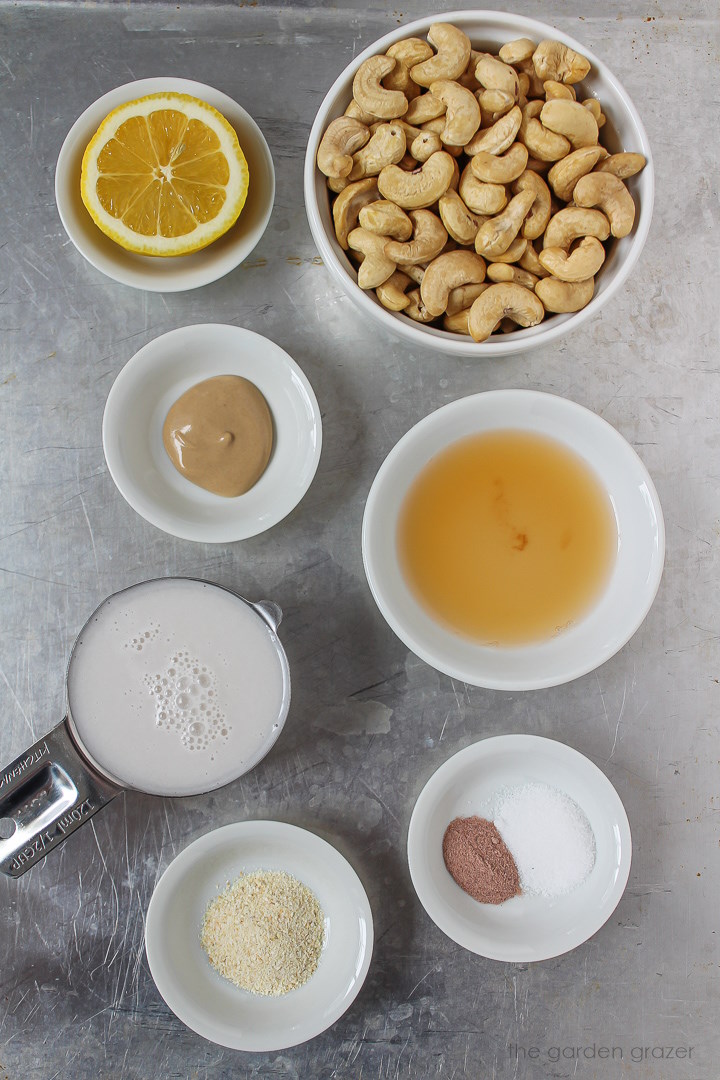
[
  {"left": 408, "top": 735, "right": 631, "bottom": 962},
  {"left": 362, "top": 390, "right": 664, "bottom": 690},
  {"left": 145, "top": 820, "right": 374, "bottom": 1051},
  {"left": 102, "top": 323, "right": 321, "bottom": 542},
  {"left": 56, "top": 77, "right": 275, "bottom": 292},
  {"left": 304, "top": 10, "right": 654, "bottom": 357}
]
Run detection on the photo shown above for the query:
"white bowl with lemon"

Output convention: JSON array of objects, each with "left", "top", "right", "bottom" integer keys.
[{"left": 55, "top": 77, "right": 275, "bottom": 291}]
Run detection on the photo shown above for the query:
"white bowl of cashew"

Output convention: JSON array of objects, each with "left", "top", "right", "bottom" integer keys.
[{"left": 304, "top": 10, "right": 653, "bottom": 358}]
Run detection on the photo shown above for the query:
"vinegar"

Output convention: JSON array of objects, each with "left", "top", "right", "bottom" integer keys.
[{"left": 397, "top": 430, "right": 617, "bottom": 646}]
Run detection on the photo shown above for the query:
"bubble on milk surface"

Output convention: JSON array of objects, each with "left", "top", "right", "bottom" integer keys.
[
  {"left": 123, "top": 622, "right": 160, "bottom": 652},
  {"left": 143, "top": 653, "right": 230, "bottom": 751}
]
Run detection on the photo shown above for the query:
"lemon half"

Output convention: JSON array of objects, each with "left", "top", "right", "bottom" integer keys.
[{"left": 81, "top": 93, "right": 249, "bottom": 257}]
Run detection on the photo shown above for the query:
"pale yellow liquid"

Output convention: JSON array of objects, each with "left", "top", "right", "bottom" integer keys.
[{"left": 397, "top": 430, "right": 617, "bottom": 646}]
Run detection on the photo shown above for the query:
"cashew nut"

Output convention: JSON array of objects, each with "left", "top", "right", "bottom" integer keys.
[
  {"left": 519, "top": 100, "right": 571, "bottom": 161},
  {"left": 513, "top": 169, "right": 552, "bottom": 239},
  {"left": 535, "top": 275, "right": 595, "bottom": 312},
  {"left": 405, "top": 91, "right": 446, "bottom": 125},
  {"left": 474, "top": 188, "right": 536, "bottom": 258},
  {"left": 544, "top": 79, "right": 575, "bottom": 101},
  {"left": 358, "top": 199, "right": 412, "bottom": 240},
  {"left": 446, "top": 281, "right": 489, "bottom": 315},
  {"left": 573, "top": 171, "right": 636, "bottom": 237},
  {"left": 410, "top": 131, "right": 442, "bottom": 162},
  {"left": 375, "top": 270, "right": 414, "bottom": 310},
  {"left": 582, "top": 98, "right": 605, "bottom": 127},
  {"left": 547, "top": 145, "right": 607, "bottom": 201},
  {"left": 443, "top": 308, "right": 472, "bottom": 334},
  {"left": 332, "top": 178, "right": 379, "bottom": 248},
  {"left": 345, "top": 99, "right": 382, "bottom": 125},
  {"left": 540, "top": 99, "right": 598, "bottom": 149},
  {"left": 539, "top": 235, "right": 606, "bottom": 281},
  {"left": 347, "top": 123, "right": 406, "bottom": 180},
  {"left": 429, "top": 79, "right": 481, "bottom": 145},
  {"left": 475, "top": 54, "right": 519, "bottom": 96},
  {"left": 327, "top": 175, "right": 349, "bottom": 194},
  {"left": 519, "top": 240, "right": 550, "bottom": 277},
  {"left": 595, "top": 152, "right": 647, "bottom": 179},
  {"left": 468, "top": 282, "right": 545, "bottom": 341},
  {"left": 438, "top": 189, "right": 484, "bottom": 244},
  {"left": 353, "top": 56, "right": 409, "bottom": 120},
  {"left": 532, "top": 40, "right": 591, "bottom": 84},
  {"left": 410, "top": 23, "right": 471, "bottom": 86},
  {"left": 420, "top": 250, "right": 487, "bottom": 316},
  {"left": 543, "top": 206, "right": 611, "bottom": 248},
  {"left": 404, "top": 288, "right": 435, "bottom": 322},
  {"left": 487, "top": 262, "right": 539, "bottom": 288},
  {"left": 384, "top": 209, "right": 448, "bottom": 265},
  {"left": 347, "top": 227, "right": 397, "bottom": 289},
  {"left": 317, "top": 117, "right": 371, "bottom": 178},
  {"left": 498, "top": 38, "right": 536, "bottom": 65},
  {"left": 458, "top": 50, "right": 483, "bottom": 92},
  {"left": 464, "top": 104, "right": 522, "bottom": 155},
  {"left": 378, "top": 150, "right": 456, "bottom": 209},
  {"left": 477, "top": 88, "right": 516, "bottom": 123},
  {"left": 470, "top": 142, "right": 528, "bottom": 184},
  {"left": 459, "top": 163, "right": 507, "bottom": 215},
  {"left": 488, "top": 236, "right": 528, "bottom": 264},
  {"left": 385, "top": 38, "right": 433, "bottom": 98}
]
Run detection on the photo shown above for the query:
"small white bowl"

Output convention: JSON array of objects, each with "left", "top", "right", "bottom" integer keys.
[
  {"left": 55, "top": 77, "right": 275, "bottom": 292},
  {"left": 102, "top": 323, "right": 321, "bottom": 542},
  {"left": 362, "top": 389, "right": 664, "bottom": 690},
  {"left": 304, "top": 10, "right": 654, "bottom": 357},
  {"left": 145, "top": 820, "right": 374, "bottom": 1051},
  {"left": 408, "top": 735, "right": 631, "bottom": 962}
]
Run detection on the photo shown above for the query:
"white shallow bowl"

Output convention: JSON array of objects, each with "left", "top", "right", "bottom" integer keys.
[
  {"left": 362, "top": 389, "right": 664, "bottom": 690},
  {"left": 103, "top": 323, "right": 321, "bottom": 542},
  {"left": 145, "top": 821, "right": 374, "bottom": 1051},
  {"left": 56, "top": 77, "right": 275, "bottom": 292},
  {"left": 408, "top": 735, "right": 631, "bottom": 962},
  {"left": 304, "top": 9, "right": 654, "bottom": 357}
]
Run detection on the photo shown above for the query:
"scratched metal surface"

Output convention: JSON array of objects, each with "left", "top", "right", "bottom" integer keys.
[{"left": 0, "top": 1, "right": 718, "bottom": 1077}]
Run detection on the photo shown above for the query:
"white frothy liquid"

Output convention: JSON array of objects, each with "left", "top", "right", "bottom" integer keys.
[{"left": 66, "top": 579, "right": 289, "bottom": 796}]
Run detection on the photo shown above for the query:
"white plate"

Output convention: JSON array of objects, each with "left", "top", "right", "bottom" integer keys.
[
  {"left": 55, "top": 77, "right": 275, "bottom": 292},
  {"left": 145, "top": 821, "right": 374, "bottom": 1051},
  {"left": 362, "top": 390, "right": 664, "bottom": 690},
  {"left": 407, "top": 735, "right": 631, "bottom": 962},
  {"left": 102, "top": 323, "right": 321, "bottom": 542}
]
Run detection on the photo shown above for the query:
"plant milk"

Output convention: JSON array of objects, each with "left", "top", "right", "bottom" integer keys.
[{"left": 66, "top": 579, "right": 289, "bottom": 796}]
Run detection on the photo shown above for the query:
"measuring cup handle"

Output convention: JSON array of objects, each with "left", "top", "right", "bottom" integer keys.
[{"left": 0, "top": 720, "right": 121, "bottom": 879}]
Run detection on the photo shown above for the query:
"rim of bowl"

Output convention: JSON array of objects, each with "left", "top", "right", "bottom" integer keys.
[
  {"left": 362, "top": 389, "right": 666, "bottom": 690},
  {"left": 55, "top": 77, "right": 275, "bottom": 293},
  {"left": 303, "top": 10, "right": 654, "bottom": 357}
]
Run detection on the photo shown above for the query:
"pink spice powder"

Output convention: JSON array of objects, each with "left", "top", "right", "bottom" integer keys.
[{"left": 442, "top": 815, "right": 521, "bottom": 905}]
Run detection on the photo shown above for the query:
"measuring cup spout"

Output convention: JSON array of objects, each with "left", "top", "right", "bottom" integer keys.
[{"left": 0, "top": 722, "right": 121, "bottom": 878}]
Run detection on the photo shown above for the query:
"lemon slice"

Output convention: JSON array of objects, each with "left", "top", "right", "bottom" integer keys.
[{"left": 81, "top": 93, "right": 249, "bottom": 257}]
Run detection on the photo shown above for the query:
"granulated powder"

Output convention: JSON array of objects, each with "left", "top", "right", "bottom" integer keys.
[{"left": 442, "top": 816, "right": 521, "bottom": 905}]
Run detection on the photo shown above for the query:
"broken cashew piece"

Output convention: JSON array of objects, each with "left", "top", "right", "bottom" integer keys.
[
  {"left": 430, "top": 79, "right": 481, "bottom": 145},
  {"left": 532, "top": 40, "right": 591, "bottom": 84},
  {"left": 317, "top": 117, "right": 371, "bottom": 178},
  {"left": 543, "top": 206, "right": 611, "bottom": 249},
  {"left": 438, "top": 189, "right": 484, "bottom": 245},
  {"left": 358, "top": 199, "right": 413, "bottom": 241},
  {"left": 513, "top": 169, "right": 552, "bottom": 240},
  {"left": 378, "top": 150, "right": 456, "bottom": 209},
  {"left": 540, "top": 99, "right": 598, "bottom": 149},
  {"left": 375, "top": 270, "right": 414, "bottom": 310},
  {"left": 535, "top": 275, "right": 595, "bottom": 312},
  {"left": 420, "top": 250, "right": 487, "bottom": 316},
  {"left": 474, "top": 188, "right": 536, "bottom": 258},
  {"left": 410, "top": 23, "right": 472, "bottom": 86},
  {"left": 353, "top": 56, "right": 409, "bottom": 120},
  {"left": 573, "top": 171, "right": 636, "bottom": 238},
  {"left": 347, "top": 227, "right": 397, "bottom": 289},
  {"left": 547, "top": 145, "right": 607, "bottom": 201},
  {"left": 595, "top": 152, "right": 647, "bottom": 179},
  {"left": 384, "top": 209, "right": 448, "bottom": 265},
  {"left": 539, "top": 236, "right": 606, "bottom": 281},
  {"left": 471, "top": 142, "right": 528, "bottom": 184},
  {"left": 347, "top": 123, "right": 406, "bottom": 180},
  {"left": 468, "top": 282, "right": 545, "bottom": 341},
  {"left": 464, "top": 104, "right": 522, "bottom": 156},
  {"left": 332, "top": 178, "right": 379, "bottom": 249}
]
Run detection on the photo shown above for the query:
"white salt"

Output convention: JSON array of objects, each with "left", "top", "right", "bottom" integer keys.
[{"left": 493, "top": 782, "right": 596, "bottom": 898}]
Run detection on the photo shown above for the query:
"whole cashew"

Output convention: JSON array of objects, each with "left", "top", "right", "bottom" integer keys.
[
  {"left": 375, "top": 270, "right": 414, "bottom": 310},
  {"left": 547, "top": 145, "right": 608, "bottom": 201},
  {"left": 378, "top": 150, "right": 456, "bottom": 208},
  {"left": 410, "top": 131, "right": 443, "bottom": 162},
  {"left": 347, "top": 227, "right": 397, "bottom": 289},
  {"left": 464, "top": 104, "right": 522, "bottom": 155},
  {"left": 540, "top": 99, "right": 598, "bottom": 149},
  {"left": 489, "top": 236, "right": 528, "bottom": 264},
  {"left": 499, "top": 38, "right": 536, "bottom": 65},
  {"left": 405, "top": 92, "right": 446, "bottom": 125},
  {"left": 332, "top": 177, "right": 379, "bottom": 248},
  {"left": 595, "top": 152, "right": 647, "bottom": 179},
  {"left": 535, "top": 275, "right": 595, "bottom": 312},
  {"left": 477, "top": 88, "right": 516, "bottom": 123},
  {"left": 410, "top": 23, "right": 472, "bottom": 86},
  {"left": 582, "top": 98, "right": 605, "bottom": 127},
  {"left": 385, "top": 38, "right": 433, "bottom": 98},
  {"left": 358, "top": 199, "right": 413, "bottom": 240},
  {"left": 353, "top": 56, "right": 409, "bottom": 120},
  {"left": 420, "top": 250, "right": 487, "bottom": 316},
  {"left": 459, "top": 163, "right": 507, "bottom": 215},
  {"left": 487, "top": 262, "right": 540, "bottom": 288},
  {"left": 519, "top": 240, "right": 550, "bottom": 277},
  {"left": 475, "top": 54, "right": 519, "bottom": 96},
  {"left": 513, "top": 169, "right": 552, "bottom": 239},
  {"left": 430, "top": 79, "right": 481, "bottom": 145},
  {"left": 345, "top": 98, "right": 382, "bottom": 125},
  {"left": 543, "top": 206, "right": 611, "bottom": 248},
  {"left": 474, "top": 188, "right": 536, "bottom": 258},
  {"left": 404, "top": 288, "right": 435, "bottom": 322},
  {"left": 468, "top": 282, "right": 545, "bottom": 341},
  {"left": 446, "top": 280, "right": 489, "bottom": 314},
  {"left": 532, "top": 40, "right": 591, "bottom": 84},
  {"left": 438, "top": 189, "right": 485, "bottom": 244},
  {"left": 539, "top": 235, "right": 606, "bottom": 281},
  {"left": 317, "top": 117, "right": 371, "bottom": 178},
  {"left": 347, "top": 123, "right": 406, "bottom": 180},
  {"left": 519, "top": 100, "right": 571, "bottom": 161},
  {"left": 443, "top": 308, "right": 472, "bottom": 334},
  {"left": 573, "top": 172, "right": 636, "bottom": 237},
  {"left": 384, "top": 209, "right": 448, "bottom": 265},
  {"left": 470, "top": 142, "right": 528, "bottom": 184},
  {"left": 543, "top": 79, "right": 575, "bottom": 101}
]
